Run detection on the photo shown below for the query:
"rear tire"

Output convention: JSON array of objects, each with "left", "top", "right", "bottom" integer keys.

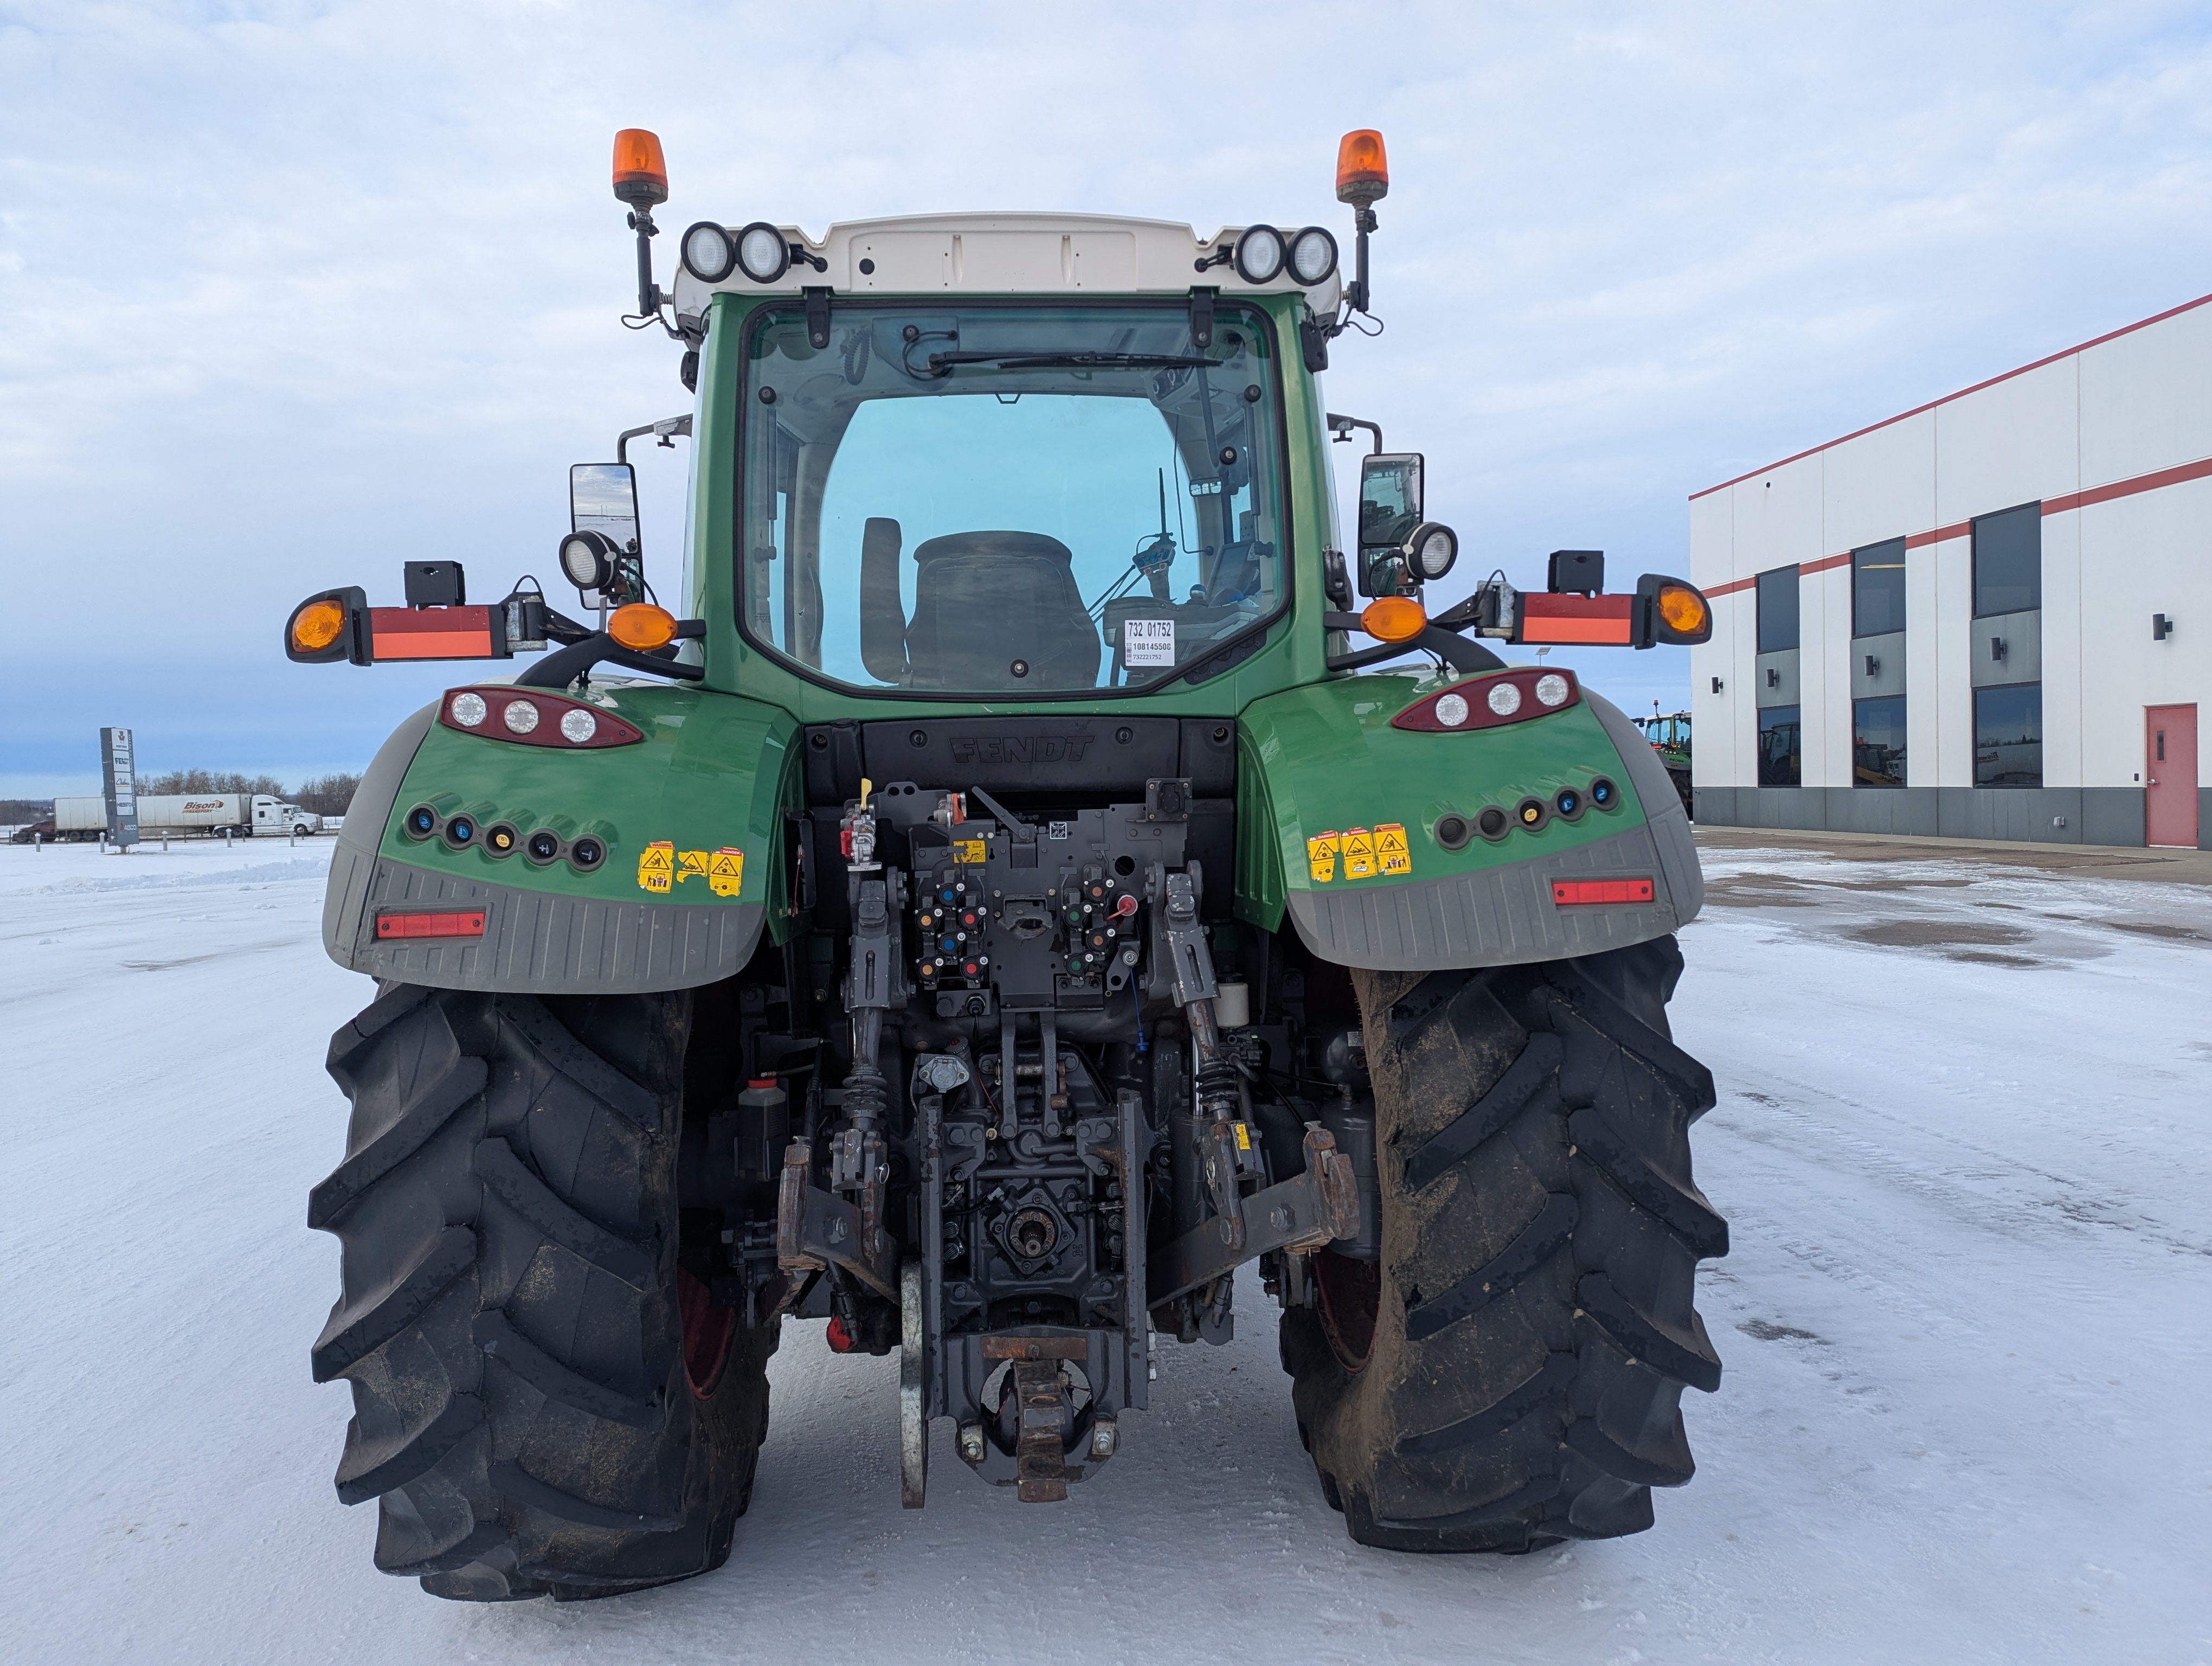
[
  {"left": 1281, "top": 936, "right": 1726, "bottom": 1552},
  {"left": 309, "top": 983, "right": 773, "bottom": 1601}
]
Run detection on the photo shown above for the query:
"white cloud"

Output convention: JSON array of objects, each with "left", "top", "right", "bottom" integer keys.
[{"left": 2, "top": 0, "right": 2209, "bottom": 771}]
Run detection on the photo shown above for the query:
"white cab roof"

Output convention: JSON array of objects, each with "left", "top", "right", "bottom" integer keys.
[{"left": 667, "top": 212, "right": 1341, "bottom": 321}]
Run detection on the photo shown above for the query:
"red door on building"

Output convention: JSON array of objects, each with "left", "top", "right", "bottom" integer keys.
[{"left": 2145, "top": 705, "right": 2198, "bottom": 848}]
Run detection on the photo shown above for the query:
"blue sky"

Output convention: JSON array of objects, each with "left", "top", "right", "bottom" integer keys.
[{"left": 4, "top": 1, "right": 2210, "bottom": 793}]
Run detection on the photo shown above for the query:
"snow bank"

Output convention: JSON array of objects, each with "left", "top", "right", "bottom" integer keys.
[{"left": 1, "top": 842, "right": 2205, "bottom": 1664}]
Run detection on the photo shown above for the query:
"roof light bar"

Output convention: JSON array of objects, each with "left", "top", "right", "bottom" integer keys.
[
  {"left": 1288, "top": 226, "right": 1338, "bottom": 285},
  {"left": 680, "top": 221, "right": 737, "bottom": 283},
  {"left": 735, "top": 221, "right": 790, "bottom": 284},
  {"left": 1233, "top": 224, "right": 1286, "bottom": 284}
]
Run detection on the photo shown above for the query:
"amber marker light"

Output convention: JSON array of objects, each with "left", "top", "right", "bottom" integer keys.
[
  {"left": 612, "top": 129, "right": 668, "bottom": 207},
  {"left": 283, "top": 585, "right": 366, "bottom": 664},
  {"left": 608, "top": 602, "right": 678, "bottom": 651},
  {"left": 1360, "top": 595, "right": 1427, "bottom": 643},
  {"left": 1657, "top": 582, "right": 1708, "bottom": 636},
  {"left": 1633, "top": 573, "right": 1715, "bottom": 646},
  {"left": 1336, "top": 130, "right": 1390, "bottom": 204},
  {"left": 291, "top": 598, "right": 346, "bottom": 653}
]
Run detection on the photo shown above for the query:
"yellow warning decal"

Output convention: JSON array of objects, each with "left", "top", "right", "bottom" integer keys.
[
  {"left": 952, "top": 837, "right": 987, "bottom": 865},
  {"left": 1376, "top": 822, "right": 1412, "bottom": 876},
  {"left": 706, "top": 847, "right": 744, "bottom": 898},
  {"left": 1343, "top": 826, "right": 1377, "bottom": 880},
  {"left": 638, "top": 840, "right": 674, "bottom": 894},
  {"left": 675, "top": 849, "right": 710, "bottom": 886},
  {"left": 1307, "top": 830, "right": 1340, "bottom": 883},
  {"left": 1233, "top": 1122, "right": 1252, "bottom": 1151}
]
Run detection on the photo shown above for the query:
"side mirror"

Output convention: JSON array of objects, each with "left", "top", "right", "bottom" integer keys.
[
  {"left": 568, "top": 462, "right": 642, "bottom": 605},
  {"left": 1356, "top": 451, "right": 1423, "bottom": 595}
]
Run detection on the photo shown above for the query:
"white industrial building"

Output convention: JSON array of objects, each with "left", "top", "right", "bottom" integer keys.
[{"left": 1689, "top": 292, "right": 2211, "bottom": 849}]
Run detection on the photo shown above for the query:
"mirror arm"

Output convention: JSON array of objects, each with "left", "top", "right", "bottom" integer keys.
[
  {"left": 515, "top": 630, "right": 706, "bottom": 689},
  {"left": 1322, "top": 616, "right": 1504, "bottom": 676},
  {"left": 1325, "top": 413, "right": 1383, "bottom": 454},
  {"left": 541, "top": 608, "right": 595, "bottom": 645},
  {"left": 616, "top": 413, "right": 693, "bottom": 466}
]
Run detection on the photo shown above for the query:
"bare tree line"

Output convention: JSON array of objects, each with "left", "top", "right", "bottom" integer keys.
[
  {"left": 5, "top": 772, "right": 363, "bottom": 824},
  {"left": 132, "top": 770, "right": 364, "bottom": 815}
]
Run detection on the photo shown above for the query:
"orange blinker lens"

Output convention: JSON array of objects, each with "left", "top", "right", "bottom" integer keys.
[
  {"left": 608, "top": 602, "right": 678, "bottom": 651},
  {"left": 1657, "top": 583, "right": 1708, "bottom": 636},
  {"left": 1336, "top": 130, "right": 1390, "bottom": 204},
  {"left": 612, "top": 129, "right": 668, "bottom": 207},
  {"left": 291, "top": 598, "right": 346, "bottom": 652},
  {"left": 1360, "top": 595, "right": 1427, "bottom": 644}
]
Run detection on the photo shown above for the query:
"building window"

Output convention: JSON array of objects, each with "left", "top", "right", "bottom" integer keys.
[
  {"left": 1853, "top": 695, "right": 1906, "bottom": 787},
  {"left": 1973, "top": 684, "right": 2042, "bottom": 787},
  {"left": 1756, "top": 566, "right": 1800, "bottom": 651},
  {"left": 1972, "top": 503, "right": 2041, "bottom": 617},
  {"left": 1852, "top": 538, "right": 1907, "bottom": 635},
  {"left": 1758, "top": 705, "right": 1801, "bottom": 787}
]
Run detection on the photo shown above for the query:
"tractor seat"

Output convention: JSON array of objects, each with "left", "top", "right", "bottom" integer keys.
[{"left": 902, "top": 531, "right": 1102, "bottom": 690}]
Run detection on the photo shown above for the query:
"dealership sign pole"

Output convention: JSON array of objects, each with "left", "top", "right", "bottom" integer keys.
[{"left": 101, "top": 727, "right": 139, "bottom": 849}]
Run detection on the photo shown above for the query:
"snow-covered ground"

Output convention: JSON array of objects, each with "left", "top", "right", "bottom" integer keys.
[{"left": 3, "top": 836, "right": 2208, "bottom": 1665}]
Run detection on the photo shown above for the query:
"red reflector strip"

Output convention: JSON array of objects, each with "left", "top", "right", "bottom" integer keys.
[
  {"left": 1551, "top": 878, "right": 1655, "bottom": 907},
  {"left": 369, "top": 606, "right": 496, "bottom": 659},
  {"left": 375, "top": 909, "right": 487, "bottom": 940},
  {"left": 1522, "top": 593, "right": 1634, "bottom": 645}
]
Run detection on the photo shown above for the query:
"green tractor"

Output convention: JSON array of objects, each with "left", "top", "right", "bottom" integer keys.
[
  {"left": 1635, "top": 707, "right": 1695, "bottom": 815},
  {"left": 287, "top": 127, "right": 1726, "bottom": 1601}
]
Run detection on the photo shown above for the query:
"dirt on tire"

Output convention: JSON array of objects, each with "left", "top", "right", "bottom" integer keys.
[
  {"left": 1281, "top": 935, "right": 1727, "bottom": 1551},
  {"left": 309, "top": 983, "right": 774, "bottom": 1600}
]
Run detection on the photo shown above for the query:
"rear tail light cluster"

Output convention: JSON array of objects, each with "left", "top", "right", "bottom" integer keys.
[
  {"left": 402, "top": 800, "right": 607, "bottom": 873},
  {"left": 1393, "top": 669, "right": 1579, "bottom": 732},
  {"left": 439, "top": 687, "right": 643, "bottom": 749},
  {"left": 1433, "top": 776, "right": 1621, "bottom": 850}
]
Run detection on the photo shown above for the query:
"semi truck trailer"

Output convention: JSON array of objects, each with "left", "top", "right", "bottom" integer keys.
[{"left": 51, "top": 793, "right": 320, "bottom": 840}]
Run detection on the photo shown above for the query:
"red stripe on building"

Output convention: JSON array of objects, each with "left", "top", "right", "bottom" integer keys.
[
  {"left": 1689, "top": 290, "right": 2212, "bottom": 501},
  {"left": 2041, "top": 453, "right": 2212, "bottom": 515},
  {"left": 1706, "top": 450, "right": 2212, "bottom": 597},
  {"left": 1903, "top": 521, "right": 1971, "bottom": 549}
]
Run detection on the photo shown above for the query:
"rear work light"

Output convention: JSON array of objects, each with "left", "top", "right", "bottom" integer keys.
[
  {"left": 439, "top": 687, "right": 644, "bottom": 749},
  {"left": 1393, "top": 669, "right": 1580, "bottom": 732},
  {"left": 1551, "top": 878, "right": 1655, "bottom": 907},
  {"left": 374, "top": 909, "right": 487, "bottom": 940}
]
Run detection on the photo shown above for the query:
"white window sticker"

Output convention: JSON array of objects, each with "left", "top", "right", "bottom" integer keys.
[{"left": 1124, "top": 618, "right": 1176, "bottom": 667}]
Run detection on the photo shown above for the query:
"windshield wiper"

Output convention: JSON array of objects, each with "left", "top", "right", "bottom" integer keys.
[{"left": 924, "top": 350, "right": 1216, "bottom": 374}]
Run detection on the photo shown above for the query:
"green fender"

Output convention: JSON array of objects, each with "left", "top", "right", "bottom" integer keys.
[
  {"left": 1233, "top": 670, "right": 1701, "bottom": 970},
  {"left": 322, "top": 683, "right": 802, "bottom": 992}
]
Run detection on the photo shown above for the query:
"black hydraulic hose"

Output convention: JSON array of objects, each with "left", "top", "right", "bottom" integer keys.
[
  {"left": 515, "top": 630, "right": 705, "bottom": 688},
  {"left": 1322, "top": 614, "right": 1505, "bottom": 676}
]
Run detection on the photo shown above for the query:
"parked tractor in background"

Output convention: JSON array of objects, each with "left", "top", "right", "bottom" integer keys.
[
  {"left": 286, "top": 127, "right": 1726, "bottom": 1602},
  {"left": 1635, "top": 708, "right": 1694, "bottom": 816}
]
